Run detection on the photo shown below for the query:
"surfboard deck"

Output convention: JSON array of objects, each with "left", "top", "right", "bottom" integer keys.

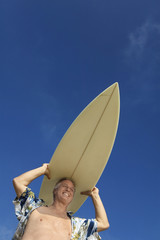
[{"left": 39, "top": 82, "right": 120, "bottom": 213}]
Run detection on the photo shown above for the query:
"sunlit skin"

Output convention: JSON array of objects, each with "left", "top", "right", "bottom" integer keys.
[
  {"left": 13, "top": 164, "right": 109, "bottom": 240},
  {"left": 22, "top": 180, "right": 75, "bottom": 240}
]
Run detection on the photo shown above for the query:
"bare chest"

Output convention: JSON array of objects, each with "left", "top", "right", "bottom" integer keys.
[{"left": 22, "top": 209, "right": 72, "bottom": 240}]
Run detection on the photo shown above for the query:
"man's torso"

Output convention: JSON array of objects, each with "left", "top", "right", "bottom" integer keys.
[{"left": 22, "top": 206, "right": 72, "bottom": 240}]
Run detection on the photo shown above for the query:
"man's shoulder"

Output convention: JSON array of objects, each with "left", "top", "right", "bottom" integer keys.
[
  {"left": 71, "top": 216, "right": 87, "bottom": 224},
  {"left": 71, "top": 216, "right": 97, "bottom": 228},
  {"left": 13, "top": 187, "right": 46, "bottom": 214}
]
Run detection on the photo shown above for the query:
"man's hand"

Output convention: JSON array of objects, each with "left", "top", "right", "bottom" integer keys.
[
  {"left": 42, "top": 163, "right": 51, "bottom": 179},
  {"left": 81, "top": 187, "right": 99, "bottom": 197}
]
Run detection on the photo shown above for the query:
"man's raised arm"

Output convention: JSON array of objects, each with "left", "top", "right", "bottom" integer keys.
[
  {"left": 81, "top": 187, "right": 110, "bottom": 232},
  {"left": 13, "top": 164, "right": 50, "bottom": 198}
]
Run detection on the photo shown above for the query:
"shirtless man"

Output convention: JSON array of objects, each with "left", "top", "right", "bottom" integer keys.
[{"left": 12, "top": 164, "right": 109, "bottom": 240}]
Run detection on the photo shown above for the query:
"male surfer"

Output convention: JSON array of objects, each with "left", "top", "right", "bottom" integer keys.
[{"left": 12, "top": 164, "right": 109, "bottom": 240}]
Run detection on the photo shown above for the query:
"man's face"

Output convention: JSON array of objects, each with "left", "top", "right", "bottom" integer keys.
[{"left": 54, "top": 180, "right": 75, "bottom": 205}]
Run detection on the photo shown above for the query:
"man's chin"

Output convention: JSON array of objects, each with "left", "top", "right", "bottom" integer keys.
[{"left": 60, "top": 196, "right": 73, "bottom": 204}]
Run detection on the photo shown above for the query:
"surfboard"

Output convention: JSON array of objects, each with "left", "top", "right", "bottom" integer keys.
[{"left": 39, "top": 82, "right": 120, "bottom": 213}]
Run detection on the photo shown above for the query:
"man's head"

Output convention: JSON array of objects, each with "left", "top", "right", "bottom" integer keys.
[{"left": 53, "top": 178, "right": 76, "bottom": 205}]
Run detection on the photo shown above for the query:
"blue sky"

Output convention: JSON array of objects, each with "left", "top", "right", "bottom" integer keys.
[{"left": 0, "top": 0, "right": 160, "bottom": 239}]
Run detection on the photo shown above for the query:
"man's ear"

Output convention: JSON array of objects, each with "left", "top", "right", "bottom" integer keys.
[{"left": 53, "top": 188, "right": 57, "bottom": 200}]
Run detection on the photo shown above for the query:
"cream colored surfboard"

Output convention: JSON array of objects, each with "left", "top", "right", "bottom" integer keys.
[{"left": 39, "top": 82, "right": 120, "bottom": 213}]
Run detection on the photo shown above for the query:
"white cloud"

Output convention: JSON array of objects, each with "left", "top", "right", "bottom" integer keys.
[
  {"left": 124, "top": 20, "right": 160, "bottom": 108},
  {"left": 126, "top": 20, "right": 160, "bottom": 61},
  {"left": 0, "top": 226, "right": 14, "bottom": 240}
]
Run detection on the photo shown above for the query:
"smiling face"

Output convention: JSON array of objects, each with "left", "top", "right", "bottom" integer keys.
[{"left": 53, "top": 179, "right": 75, "bottom": 205}]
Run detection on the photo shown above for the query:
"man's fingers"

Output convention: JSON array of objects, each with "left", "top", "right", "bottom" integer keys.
[
  {"left": 81, "top": 190, "right": 92, "bottom": 196},
  {"left": 81, "top": 187, "right": 99, "bottom": 196},
  {"left": 46, "top": 166, "right": 51, "bottom": 179},
  {"left": 42, "top": 163, "right": 51, "bottom": 179}
]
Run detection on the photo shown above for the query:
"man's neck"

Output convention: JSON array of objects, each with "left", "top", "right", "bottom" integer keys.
[{"left": 49, "top": 201, "right": 69, "bottom": 218}]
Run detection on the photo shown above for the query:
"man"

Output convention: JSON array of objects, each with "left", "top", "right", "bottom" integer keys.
[{"left": 12, "top": 164, "right": 109, "bottom": 240}]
